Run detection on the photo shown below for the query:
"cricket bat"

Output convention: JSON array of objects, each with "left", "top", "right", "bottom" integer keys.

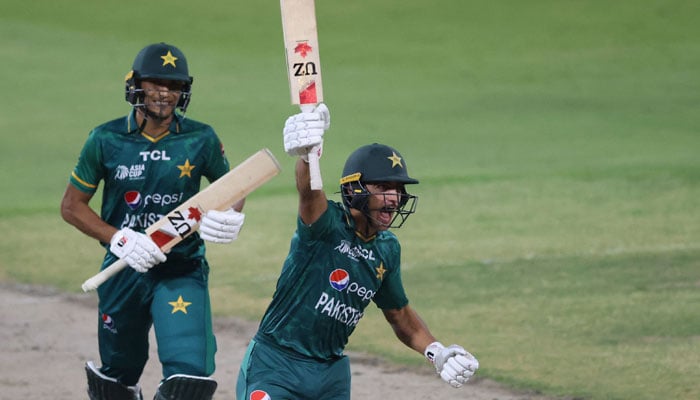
[
  {"left": 280, "top": 0, "right": 324, "bottom": 190},
  {"left": 81, "top": 148, "right": 281, "bottom": 292}
]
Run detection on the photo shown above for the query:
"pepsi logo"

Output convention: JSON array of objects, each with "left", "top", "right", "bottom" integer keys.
[
  {"left": 101, "top": 313, "right": 117, "bottom": 333},
  {"left": 250, "top": 390, "right": 271, "bottom": 400},
  {"left": 124, "top": 191, "right": 142, "bottom": 210},
  {"left": 329, "top": 269, "right": 349, "bottom": 291}
]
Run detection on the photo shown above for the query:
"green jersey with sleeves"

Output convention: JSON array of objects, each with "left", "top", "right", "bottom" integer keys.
[
  {"left": 69, "top": 111, "right": 230, "bottom": 263},
  {"left": 255, "top": 200, "right": 409, "bottom": 360}
]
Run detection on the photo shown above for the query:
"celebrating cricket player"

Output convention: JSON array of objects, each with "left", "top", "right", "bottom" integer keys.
[{"left": 236, "top": 104, "right": 479, "bottom": 399}]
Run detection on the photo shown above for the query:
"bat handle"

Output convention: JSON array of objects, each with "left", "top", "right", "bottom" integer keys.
[
  {"left": 307, "top": 149, "right": 323, "bottom": 190},
  {"left": 300, "top": 104, "right": 323, "bottom": 190},
  {"left": 81, "top": 258, "right": 128, "bottom": 292}
]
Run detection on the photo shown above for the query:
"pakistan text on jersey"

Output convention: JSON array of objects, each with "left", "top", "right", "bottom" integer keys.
[
  {"left": 334, "top": 240, "right": 376, "bottom": 261},
  {"left": 314, "top": 293, "right": 364, "bottom": 328},
  {"left": 121, "top": 212, "right": 164, "bottom": 230}
]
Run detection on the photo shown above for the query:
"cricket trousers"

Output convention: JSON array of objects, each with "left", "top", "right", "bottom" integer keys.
[
  {"left": 236, "top": 336, "right": 351, "bottom": 400},
  {"left": 96, "top": 257, "right": 216, "bottom": 386}
]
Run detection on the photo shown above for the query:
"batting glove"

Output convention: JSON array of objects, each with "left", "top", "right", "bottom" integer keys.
[
  {"left": 425, "top": 342, "right": 479, "bottom": 388},
  {"left": 283, "top": 103, "right": 330, "bottom": 160},
  {"left": 110, "top": 227, "right": 166, "bottom": 273},
  {"left": 199, "top": 209, "right": 245, "bottom": 244}
]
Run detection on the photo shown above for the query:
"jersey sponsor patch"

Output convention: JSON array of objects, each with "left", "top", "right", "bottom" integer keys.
[
  {"left": 114, "top": 164, "right": 146, "bottom": 181},
  {"left": 328, "top": 269, "right": 376, "bottom": 302},
  {"left": 101, "top": 313, "right": 117, "bottom": 334},
  {"left": 124, "top": 191, "right": 142, "bottom": 210},
  {"left": 250, "top": 390, "right": 270, "bottom": 400},
  {"left": 329, "top": 268, "right": 349, "bottom": 291},
  {"left": 334, "top": 239, "right": 376, "bottom": 261}
]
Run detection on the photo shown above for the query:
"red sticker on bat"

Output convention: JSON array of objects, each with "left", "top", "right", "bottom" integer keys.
[
  {"left": 299, "top": 82, "right": 317, "bottom": 104},
  {"left": 150, "top": 230, "right": 175, "bottom": 248}
]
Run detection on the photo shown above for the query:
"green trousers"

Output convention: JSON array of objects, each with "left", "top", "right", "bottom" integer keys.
[
  {"left": 237, "top": 337, "right": 351, "bottom": 400},
  {"left": 96, "top": 257, "right": 216, "bottom": 386}
]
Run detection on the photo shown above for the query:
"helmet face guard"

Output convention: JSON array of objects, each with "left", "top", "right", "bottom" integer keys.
[
  {"left": 340, "top": 143, "right": 419, "bottom": 228},
  {"left": 342, "top": 180, "right": 418, "bottom": 228},
  {"left": 125, "top": 42, "right": 194, "bottom": 113}
]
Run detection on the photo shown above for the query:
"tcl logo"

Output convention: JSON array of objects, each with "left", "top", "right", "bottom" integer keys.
[{"left": 139, "top": 150, "right": 171, "bottom": 161}]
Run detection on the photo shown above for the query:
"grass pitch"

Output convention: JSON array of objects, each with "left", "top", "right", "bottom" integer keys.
[{"left": 1, "top": 1, "right": 699, "bottom": 399}]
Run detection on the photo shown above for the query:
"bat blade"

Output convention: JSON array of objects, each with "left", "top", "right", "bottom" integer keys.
[
  {"left": 281, "top": 0, "right": 324, "bottom": 190},
  {"left": 81, "top": 148, "right": 281, "bottom": 292},
  {"left": 281, "top": 0, "right": 324, "bottom": 106}
]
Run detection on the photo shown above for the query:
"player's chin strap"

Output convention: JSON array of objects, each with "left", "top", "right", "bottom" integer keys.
[
  {"left": 85, "top": 361, "right": 143, "bottom": 400},
  {"left": 130, "top": 107, "right": 186, "bottom": 136},
  {"left": 153, "top": 374, "right": 217, "bottom": 400}
]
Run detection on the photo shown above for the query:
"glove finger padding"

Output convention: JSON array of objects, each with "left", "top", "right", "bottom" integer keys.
[
  {"left": 315, "top": 103, "right": 330, "bottom": 130},
  {"left": 284, "top": 103, "right": 330, "bottom": 129},
  {"left": 283, "top": 128, "right": 324, "bottom": 157},
  {"left": 425, "top": 342, "right": 479, "bottom": 389},
  {"left": 453, "top": 352, "right": 479, "bottom": 372},
  {"left": 126, "top": 248, "right": 154, "bottom": 273},
  {"left": 110, "top": 227, "right": 166, "bottom": 273},
  {"left": 283, "top": 103, "right": 330, "bottom": 158},
  {"left": 283, "top": 119, "right": 328, "bottom": 133},
  {"left": 439, "top": 370, "right": 464, "bottom": 388},
  {"left": 199, "top": 209, "right": 245, "bottom": 244}
]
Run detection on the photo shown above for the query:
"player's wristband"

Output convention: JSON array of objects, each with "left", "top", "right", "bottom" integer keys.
[{"left": 424, "top": 341, "right": 444, "bottom": 364}]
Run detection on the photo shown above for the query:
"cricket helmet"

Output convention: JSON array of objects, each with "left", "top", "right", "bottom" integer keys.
[
  {"left": 125, "top": 42, "right": 194, "bottom": 112},
  {"left": 340, "top": 143, "right": 419, "bottom": 228}
]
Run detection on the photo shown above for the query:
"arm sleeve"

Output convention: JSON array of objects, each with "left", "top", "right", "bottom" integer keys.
[
  {"left": 373, "top": 239, "right": 409, "bottom": 310},
  {"left": 203, "top": 130, "right": 231, "bottom": 182},
  {"left": 69, "top": 131, "right": 103, "bottom": 194},
  {"left": 296, "top": 200, "right": 337, "bottom": 242}
]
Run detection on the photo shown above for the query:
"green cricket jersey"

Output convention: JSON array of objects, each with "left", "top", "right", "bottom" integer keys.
[
  {"left": 255, "top": 201, "right": 409, "bottom": 359},
  {"left": 69, "top": 111, "right": 230, "bottom": 266}
]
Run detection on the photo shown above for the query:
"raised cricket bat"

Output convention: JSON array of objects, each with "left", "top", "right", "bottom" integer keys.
[
  {"left": 81, "top": 148, "right": 281, "bottom": 292},
  {"left": 280, "top": 0, "right": 324, "bottom": 190}
]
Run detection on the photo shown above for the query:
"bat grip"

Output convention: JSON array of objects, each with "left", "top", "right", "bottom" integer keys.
[
  {"left": 307, "top": 149, "right": 323, "bottom": 190},
  {"left": 300, "top": 104, "right": 323, "bottom": 190},
  {"left": 81, "top": 258, "right": 128, "bottom": 292}
]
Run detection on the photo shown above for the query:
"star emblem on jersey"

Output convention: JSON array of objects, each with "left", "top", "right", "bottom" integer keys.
[
  {"left": 161, "top": 50, "right": 178, "bottom": 67},
  {"left": 387, "top": 152, "right": 403, "bottom": 168},
  {"left": 177, "top": 159, "right": 195, "bottom": 178},
  {"left": 375, "top": 262, "right": 387, "bottom": 280},
  {"left": 168, "top": 295, "right": 192, "bottom": 314}
]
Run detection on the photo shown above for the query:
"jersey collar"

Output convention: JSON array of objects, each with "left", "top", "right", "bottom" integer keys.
[{"left": 126, "top": 109, "right": 183, "bottom": 135}]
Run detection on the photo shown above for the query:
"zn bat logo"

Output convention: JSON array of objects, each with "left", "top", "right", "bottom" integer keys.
[
  {"left": 166, "top": 207, "right": 202, "bottom": 238},
  {"left": 167, "top": 211, "right": 194, "bottom": 237},
  {"left": 293, "top": 61, "right": 317, "bottom": 77}
]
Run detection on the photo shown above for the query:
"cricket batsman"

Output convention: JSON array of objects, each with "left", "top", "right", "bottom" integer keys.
[
  {"left": 61, "top": 42, "right": 246, "bottom": 400},
  {"left": 236, "top": 104, "right": 479, "bottom": 399}
]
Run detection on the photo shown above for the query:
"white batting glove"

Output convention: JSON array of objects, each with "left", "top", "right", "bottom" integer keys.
[
  {"left": 110, "top": 227, "right": 166, "bottom": 273},
  {"left": 199, "top": 209, "right": 245, "bottom": 244},
  {"left": 283, "top": 103, "right": 330, "bottom": 160},
  {"left": 425, "top": 342, "right": 479, "bottom": 388}
]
